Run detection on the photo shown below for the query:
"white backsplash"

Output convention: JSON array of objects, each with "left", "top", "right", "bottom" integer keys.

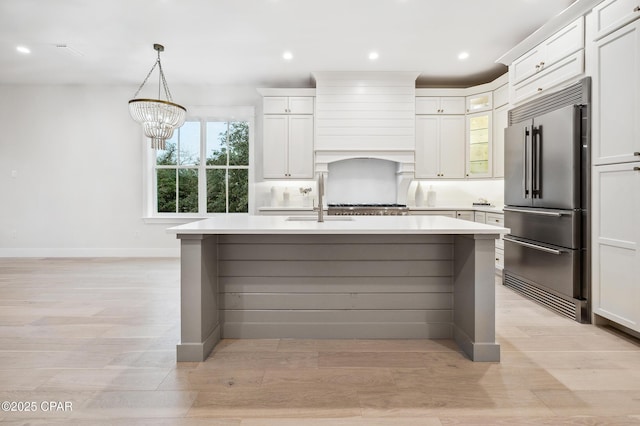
[
  {"left": 326, "top": 158, "right": 398, "bottom": 204},
  {"left": 407, "top": 180, "right": 505, "bottom": 208},
  {"left": 255, "top": 179, "right": 505, "bottom": 210}
]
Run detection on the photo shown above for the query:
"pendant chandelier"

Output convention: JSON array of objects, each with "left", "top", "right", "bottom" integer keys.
[{"left": 128, "top": 43, "right": 186, "bottom": 150}]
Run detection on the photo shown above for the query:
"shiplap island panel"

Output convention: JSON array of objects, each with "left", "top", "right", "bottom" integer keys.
[{"left": 169, "top": 215, "right": 507, "bottom": 363}]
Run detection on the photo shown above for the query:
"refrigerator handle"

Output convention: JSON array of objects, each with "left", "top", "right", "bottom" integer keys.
[
  {"left": 503, "top": 236, "right": 564, "bottom": 255},
  {"left": 532, "top": 125, "right": 541, "bottom": 198},
  {"left": 523, "top": 126, "right": 530, "bottom": 199},
  {"left": 503, "top": 207, "right": 564, "bottom": 217}
]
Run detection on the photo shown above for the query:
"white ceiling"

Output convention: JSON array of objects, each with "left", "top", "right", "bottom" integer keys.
[{"left": 0, "top": 0, "right": 576, "bottom": 89}]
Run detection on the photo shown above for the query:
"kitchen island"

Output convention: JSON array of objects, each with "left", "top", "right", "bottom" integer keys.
[{"left": 168, "top": 215, "right": 508, "bottom": 362}]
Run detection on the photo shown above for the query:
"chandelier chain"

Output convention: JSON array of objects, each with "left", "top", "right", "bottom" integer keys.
[{"left": 131, "top": 49, "right": 174, "bottom": 102}]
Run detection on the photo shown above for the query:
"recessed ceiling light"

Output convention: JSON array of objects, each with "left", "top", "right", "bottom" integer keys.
[
  {"left": 458, "top": 51, "right": 469, "bottom": 60},
  {"left": 369, "top": 51, "right": 379, "bottom": 60},
  {"left": 16, "top": 46, "right": 31, "bottom": 54},
  {"left": 282, "top": 51, "right": 293, "bottom": 60}
]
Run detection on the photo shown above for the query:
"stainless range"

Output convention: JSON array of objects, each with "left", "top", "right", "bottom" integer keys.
[{"left": 327, "top": 203, "right": 409, "bottom": 216}]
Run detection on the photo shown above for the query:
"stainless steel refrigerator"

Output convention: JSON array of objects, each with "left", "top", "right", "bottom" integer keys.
[{"left": 503, "top": 78, "right": 590, "bottom": 323}]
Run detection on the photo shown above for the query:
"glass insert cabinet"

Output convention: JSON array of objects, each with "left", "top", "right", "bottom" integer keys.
[{"left": 466, "top": 112, "right": 492, "bottom": 178}]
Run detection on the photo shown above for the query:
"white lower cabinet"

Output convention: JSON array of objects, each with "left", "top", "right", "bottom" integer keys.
[
  {"left": 592, "top": 162, "right": 640, "bottom": 333},
  {"left": 474, "top": 211, "right": 487, "bottom": 223},
  {"left": 455, "top": 211, "right": 474, "bottom": 221},
  {"left": 409, "top": 210, "right": 456, "bottom": 217}
]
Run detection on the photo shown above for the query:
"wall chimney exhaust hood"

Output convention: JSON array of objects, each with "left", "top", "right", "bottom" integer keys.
[{"left": 312, "top": 71, "right": 419, "bottom": 204}]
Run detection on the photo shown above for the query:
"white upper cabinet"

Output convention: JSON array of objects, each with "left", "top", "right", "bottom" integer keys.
[
  {"left": 493, "top": 84, "right": 509, "bottom": 108},
  {"left": 511, "top": 17, "right": 584, "bottom": 86},
  {"left": 492, "top": 104, "right": 508, "bottom": 178},
  {"left": 509, "top": 17, "right": 585, "bottom": 105},
  {"left": 592, "top": 19, "right": 640, "bottom": 165},
  {"left": 264, "top": 96, "right": 314, "bottom": 114},
  {"left": 591, "top": 0, "right": 640, "bottom": 40},
  {"left": 263, "top": 115, "right": 314, "bottom": 179},
  {"left": 415, "top": 115, "right": 466, "bottom": 179},
  {"left": 511, "top": 50, "right": 584, "bottom": 104},
  {"left": 466, "top": 112, "right": 493, "bottom": 178},
  {"left": 415, "top": 97, "right": 466, "bottom": 115},
  {"left": 466, "top": 92, "right": 493, "bottom": 113}
]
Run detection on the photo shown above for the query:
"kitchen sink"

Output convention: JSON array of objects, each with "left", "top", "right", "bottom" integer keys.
[{"left": 286, "top": 216, "right": 354, "bottom": 221}]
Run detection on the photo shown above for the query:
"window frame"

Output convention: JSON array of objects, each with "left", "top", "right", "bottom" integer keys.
[{"left": 142, "top": 106, "right": 255, "bottom": 222}]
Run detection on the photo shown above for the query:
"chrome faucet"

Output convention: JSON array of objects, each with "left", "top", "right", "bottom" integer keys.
[{"left": 315, "top": 173, "right": 324, "bottom": 222}]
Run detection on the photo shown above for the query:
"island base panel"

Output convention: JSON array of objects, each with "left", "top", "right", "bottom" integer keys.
[{"left": 176, "top": 233, "right": 500, "bottom": 362}]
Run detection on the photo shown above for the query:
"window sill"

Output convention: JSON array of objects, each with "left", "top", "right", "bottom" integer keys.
[{"left": 142, "top": 213, "right": 250, "bottom": 225}]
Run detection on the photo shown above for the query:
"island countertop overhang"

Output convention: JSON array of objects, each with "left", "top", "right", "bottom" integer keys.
[{"left": 168, "top": 214, "right": 509, "bottom": 236}]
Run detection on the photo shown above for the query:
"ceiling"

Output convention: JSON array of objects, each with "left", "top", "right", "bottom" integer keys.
[{"left": 0, "top": 0, "right": 576, "bottom": 89}]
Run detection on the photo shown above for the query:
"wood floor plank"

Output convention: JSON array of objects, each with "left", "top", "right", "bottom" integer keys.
[{"left": 1, "top": 258, "right": 639, "bottom": 424}]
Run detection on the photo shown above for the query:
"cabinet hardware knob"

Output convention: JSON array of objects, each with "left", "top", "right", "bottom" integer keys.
[
  {"left": 537, "top": 88, "right": 543, "bottom": 92},
  {"left": 634, "top": 152, "right": 640, "bottom": 156},
  {"left": 634, "top": 167, "right": 640, "bottom": 171},
  {"left": 634, "top": 6, "right": 640, "bottom": 12},
  {"left": 539, "top": 61, "right": 545, "bottom": 67},
  {"left": 535, "top": 64, "right": 540, "bottom": 70}
]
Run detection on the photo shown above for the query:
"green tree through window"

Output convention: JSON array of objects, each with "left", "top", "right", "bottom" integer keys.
[{"left": 155, "top": 120, "right": 249, "bottom": 214}]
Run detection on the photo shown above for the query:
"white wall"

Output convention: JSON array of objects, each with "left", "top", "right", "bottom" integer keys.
[{"left": 0, "top": 84, "right": 259, "bottom": 257}]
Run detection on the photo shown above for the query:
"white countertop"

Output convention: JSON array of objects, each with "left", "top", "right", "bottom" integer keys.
[{"left": 168, "top": 214, "right": 508, "bottom": 236}]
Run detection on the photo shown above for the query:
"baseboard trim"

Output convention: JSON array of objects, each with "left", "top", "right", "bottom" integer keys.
[{"left": 0, "top": 248, "right": 180, "bottom": 258}]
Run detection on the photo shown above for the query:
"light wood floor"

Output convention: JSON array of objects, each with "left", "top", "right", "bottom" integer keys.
[{"left": 1, "top": 258, "right": 639, "bottom": 425}]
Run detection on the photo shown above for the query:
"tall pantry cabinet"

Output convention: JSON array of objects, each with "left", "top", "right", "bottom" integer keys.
[{"left": 589, "top": 0, "right": 640, "bottom": 334}]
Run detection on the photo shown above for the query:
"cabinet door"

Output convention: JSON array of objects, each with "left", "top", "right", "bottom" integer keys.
[
  {"left": 474, "top": 211, "right": 487, "bottom": 223},
  {"left": 466, "top": 92, "right": 492, "bottom": 113},
  {"left": 593, "top": 20, "right": 640, "bottom": 165},
  {"left": 511, "top": 50, "right": 584, "bottom": 105},
  {"left": 466, "top": 112, "right": 492, "bottom": 178},
  {"left": 439, "top": 116, "right": 466, "bottom": 178},
  {"left": 415, "top": 116, "right": 440, "bottom": 178},
  {"left": 263, "top": 97, "right": 289, "bottom": 114},
  {"left": 263, "top": 115, "right": 289, "bottom": 178},
  {"left": 287, "top": 115, "right": 314, "bottom": 178},
  {"left": 440, "top": 97, "right": 466, "bottom": 114},
  {"left": 543, "top": 17, "right": 584, "bottom": 67},
  {"left": 493, "top": 105, "right": 508, "bottom": 178},
  {"left": 415, "top": 97, "right": 440, "bottom": 114},
  {"left": 288, "top": 97, "right": 314, "bottom": 114},
  {"left": 511, "top": 47, "right": 544, "bottom": 85},
  {"left": 456, "top": 211, "right": 474, "bottom": 221},
  {"left": 591, "top": 0, "right": 640, "bottom": 40},
  {"left": 592, "top": 162, "right": 640, "bottom": 332},
  {"left": 493, "top": 84, "right": 509, "bottom": 108},
  {"left": 415, "top": 97, "right": 464, "bottom": 114}
]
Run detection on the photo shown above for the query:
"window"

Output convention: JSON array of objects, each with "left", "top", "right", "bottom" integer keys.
[{"left": 153, "top": 119, "right": 250, "bottom": 215}]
